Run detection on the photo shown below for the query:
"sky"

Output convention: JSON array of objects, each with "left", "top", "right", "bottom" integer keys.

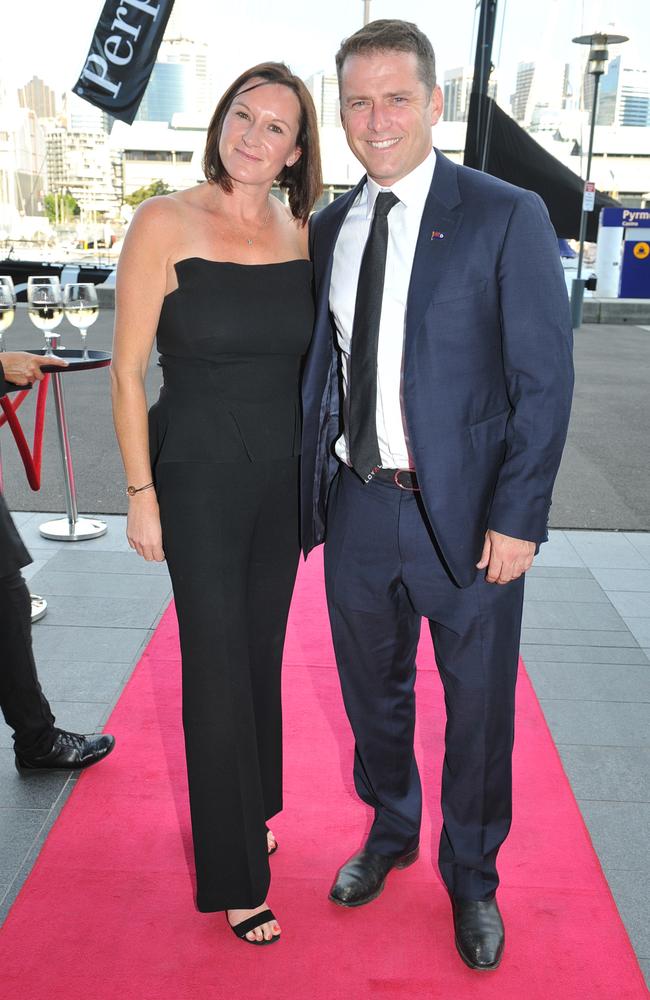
[{"left": 3, "top": 0, "right": 649, "bottom": 111}]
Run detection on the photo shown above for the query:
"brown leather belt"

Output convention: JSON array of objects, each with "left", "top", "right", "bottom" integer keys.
[{"left": 372, "top": 468, "right": 420, "bottom": 491}]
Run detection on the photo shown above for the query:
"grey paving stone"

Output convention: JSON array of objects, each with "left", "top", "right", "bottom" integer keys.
[
  {"left": 521, "top": 628, "right": 640, "bottom": 647},
  {"left": 557, "top": 745, "right": 650, "bottom": 801},
  {"left": 524, "top": 660, "right": 650, "bottom": 703},
  {"left": 539, "top": 699, "right": 650, "bottom": 747},
  {"left": 565, "top": 531, "right": 650, "bottom": 569},
  {"left": 0, "top": 750, "right": 72, "bottom": 808},
  {"left": 607, "top": 592, "right": 650, "bottom": 618},
  {"left": 638, "top": 960, "right": 650, "bottom": 991},
  {"left": 21, "top": 558, "right": 50, "bottom": 583},
  {"left": 524, "top": 577, "right": 609, "bottom": 603},
  {"left": 525, "top": 566, "right": 593, "bottom": 579},
  {"left": 17, "top": 514, "right": 133, "bottom": 553},
  {"left": 625, "top": 619, "right": 650, "bottom": 647},
  {"left": 591, "top": 568, "right": 650, "bottom": 592},
  {"left": 46, "top": 548, "right": 170, "bottom": 576},
  {"left": 8, "top": 511, "right": 34, "bottom": 528},
  {"left": 27, "top": 569, "right": 172, "bottom": 602},
  {"left": 579, "top": 802, "right": 650, "bottom": 870},
  {"left": 0, "top": 787, "right": 74, "bottom": 928},
  {"left": 35, "top": 593, "right": 167, "bottom": 629},
  {"left": 31, "top": 624, "right": 150, "bottom": 663},
  {"left": 625, "top": 533, "right": 650, "bottom": 562},
  {"left": 533, "top": 531, "right": 586, "bottom": 568},
  {"left": 0, "top": 809, "right": 48, "bottom": 880},
  {"left": 521, "top": 643, "right": 649, "bottom": 664},
  {"left": 522, "top": 601, "right": 626, "bottom": 630},
  {"left": 33, "top": 658, "right": 132, "bottom": 703},
  {"left": 604, "top": 870, "right": 650, "bottom": 962}
]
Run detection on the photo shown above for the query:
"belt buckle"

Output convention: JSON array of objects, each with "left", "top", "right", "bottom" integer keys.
[{"left": 393, "top": 469, "right": 419, "bottom": 491}]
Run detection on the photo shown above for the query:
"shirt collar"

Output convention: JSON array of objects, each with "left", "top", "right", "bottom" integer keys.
[{"left": 364, "top": 147, "right": 436, "bottom": 218}]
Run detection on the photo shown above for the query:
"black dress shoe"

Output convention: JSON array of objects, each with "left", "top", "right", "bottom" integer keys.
[
  {"left": 15, "top": 730, "right": 115, "bottom": 772},
  {"left": 452, "top": 896, "right": 504, "bottom": 971},
  {"left": 329, "top": 845, "right": 419, "bottom": 907}
]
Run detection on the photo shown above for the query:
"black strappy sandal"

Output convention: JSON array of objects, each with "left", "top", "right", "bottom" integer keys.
[{"left": 228, "top": 909, "right": 281, "bottom": 946}]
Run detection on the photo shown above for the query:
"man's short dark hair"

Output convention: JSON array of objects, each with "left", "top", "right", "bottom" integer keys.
[{"left": 335, "top": 19, "right": 436, "bottom": 93}]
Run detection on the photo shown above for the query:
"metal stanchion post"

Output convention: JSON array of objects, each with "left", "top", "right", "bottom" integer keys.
[{"left": 39, "top": 370, "right": 107, "bottom": 541}]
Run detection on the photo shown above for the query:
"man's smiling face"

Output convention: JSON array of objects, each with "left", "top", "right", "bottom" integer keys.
[{"left": 339, "top": 49, "right": 443, "bottom": 186}]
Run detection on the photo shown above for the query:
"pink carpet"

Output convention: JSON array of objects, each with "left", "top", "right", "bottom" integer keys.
[{"left": 0, "top": 550, "right": 646, "bottom": 999}]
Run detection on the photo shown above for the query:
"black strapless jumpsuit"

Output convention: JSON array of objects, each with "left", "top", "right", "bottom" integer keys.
[{"left": 149, "top": 257, "right": 313, "bottom": 911}]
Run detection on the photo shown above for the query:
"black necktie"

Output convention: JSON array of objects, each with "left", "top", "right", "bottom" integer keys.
[{"left": 348, "top": 190, "right": 400, "bottom": 482}]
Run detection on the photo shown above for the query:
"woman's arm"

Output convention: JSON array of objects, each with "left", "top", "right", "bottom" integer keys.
[{"left": 111, "top": 197, "right": 175, "bottom": 561}]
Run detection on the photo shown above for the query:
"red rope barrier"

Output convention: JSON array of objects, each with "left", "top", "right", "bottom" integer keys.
[{"left": 0, "top": 376, "right": 50, "bottom": 490}]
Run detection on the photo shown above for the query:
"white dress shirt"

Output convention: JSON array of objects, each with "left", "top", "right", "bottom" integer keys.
[{"left": 330, "top": 147, "right": 436, "bottom": 469}]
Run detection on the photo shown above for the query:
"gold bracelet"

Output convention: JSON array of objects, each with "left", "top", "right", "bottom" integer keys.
[{"left": 126, "top": 482, "right": 154, "bottom": 497}]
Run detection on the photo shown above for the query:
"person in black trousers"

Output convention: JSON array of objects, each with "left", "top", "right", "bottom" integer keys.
[
  {"left": 111, "top": 63, "right": 321, "bottom": 945},
  {"left": 0, "top": 352, "right": 115, "bottom": 770}
]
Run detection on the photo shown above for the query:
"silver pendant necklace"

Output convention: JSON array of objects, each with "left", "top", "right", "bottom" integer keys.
[{"left": 245, "top": 199, "right": 272, "bottom": 246}]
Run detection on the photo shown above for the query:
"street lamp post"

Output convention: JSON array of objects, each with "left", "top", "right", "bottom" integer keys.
[
  {"left": 570, "top": 31, "right": 628, "bottom": 329},
  {"left": 362, "top": 0, "right": 371, "bottom": 26}
]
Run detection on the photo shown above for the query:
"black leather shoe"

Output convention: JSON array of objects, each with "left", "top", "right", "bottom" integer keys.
[
  {"left": 15, "top": 730, "right": 115, "bottom": 772},
  {"left": 329, "top": 845, "right": 419, "bottom": 907},
  {"left": 452, "top": 896, "right": 504, "bottom": 971}
]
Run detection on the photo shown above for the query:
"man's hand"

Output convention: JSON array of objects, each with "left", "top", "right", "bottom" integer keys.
[
  {"left": 476, "top": 529, "right": 535, "bottom": 585},
  {"left": 0, "top": 351, "right": 68, "bottom": 386}
]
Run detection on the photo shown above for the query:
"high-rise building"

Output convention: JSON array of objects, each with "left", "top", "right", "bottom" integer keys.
[
  {"left": 0, "top": 88, "right": 48, "bottom": 222},
  {"left": 305, "top": 72, "right": 340, "bottom": 128},
  {"left": 136, "top": 36, "right": 210, "bottom": 124},
  {"left": 46, "top": 123, "right": 122, "bottom": 217},
  {"left": 443, "top": 67, "right": 497, "bottom": 123},
  {"left": 511, "top": 62, "right": 535, "bottom": 121},
  {"left": 591, "top": 55, "right": 650, "bottom": 127},
  {"left": 62, "top": 92, "right": 111, "bottom": 134},
  {"left": 18, "top": 76, "right": 57, "bottom": 120}
]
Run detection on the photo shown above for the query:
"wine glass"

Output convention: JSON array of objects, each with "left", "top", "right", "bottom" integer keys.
[
  {"left": 63, "top": 283, "right": 99, "bottom": 357},
  {"left": 27, "top": 279, "right": 64, "bottom": 352},
  {"left": 0, "top": 276, "right": 16, "bottom": 352}
]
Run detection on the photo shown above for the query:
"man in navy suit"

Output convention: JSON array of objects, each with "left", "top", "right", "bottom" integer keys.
[{"left": 301, "top": 20, "right": 574, "bottom": 969}]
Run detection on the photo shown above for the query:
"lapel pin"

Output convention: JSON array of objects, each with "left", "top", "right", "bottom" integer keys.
[{"left": 431, "top": 230, "right": 445, "bottom": 240}]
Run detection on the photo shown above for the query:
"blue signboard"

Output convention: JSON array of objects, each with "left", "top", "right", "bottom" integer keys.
[
  {"left": 620, "top": 240, "right": 650, "bottom": 298},
  {"left": 601, "top": 207, "right": 650, "bottom": 228}
]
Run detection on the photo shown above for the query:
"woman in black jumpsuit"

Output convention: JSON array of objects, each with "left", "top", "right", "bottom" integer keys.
[{"left": 111, "top": 63, "right": 321, "bottom": 944}]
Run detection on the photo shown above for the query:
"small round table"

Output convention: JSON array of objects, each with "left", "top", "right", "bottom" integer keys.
[{"left": 27, "top": 348, "right": 112, "bottom": 541}]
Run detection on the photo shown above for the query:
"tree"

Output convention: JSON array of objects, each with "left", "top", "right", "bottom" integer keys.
[
  {"left": 124, "top": 179, "right": 175, "bottom": 207},
  {"left": 44, "top": 192, "right": 80, "bottom": 224}
]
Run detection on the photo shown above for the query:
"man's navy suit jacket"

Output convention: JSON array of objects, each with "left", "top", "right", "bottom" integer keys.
[{"left": 300, "top": 150, "right": 575, "bottom": 588}]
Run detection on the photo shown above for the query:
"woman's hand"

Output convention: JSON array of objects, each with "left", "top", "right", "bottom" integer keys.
[{"left": 126, "top": 490, "right": 165, "bottom": 561}]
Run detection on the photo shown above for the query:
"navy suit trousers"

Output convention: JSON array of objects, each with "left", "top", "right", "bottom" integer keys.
[{"left": 324, "top": 465, "right": 525, "bottom": 900}]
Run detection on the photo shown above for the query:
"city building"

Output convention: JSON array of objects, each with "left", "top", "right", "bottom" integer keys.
[
  {"left": 63, "top": 92, "right": 111, "bottom": 135},
  {"left": 511, "top": 62, "right": 535, "bottom": 121},
  {"left": 593, "top": 55, "right": 650, "bottom": 128},
  {"left": 443, "top": 67, "right": 497, "bottom": 123},
  {"left": 305, "top": 72, "right": 340, "bottom": 128},
  {"left": 511, "top": 60, "right": 569, "bottom": 128},
  {"left": 0, "top": 83, "right": 48, "bottom": 235},
  {"left": 18, "top": 75, "right": 57, "bottom": 121},
  {"left": 110, "top": 120, "right": 204, "bottom": 198},
  {"left": 46, "top": 124, "right": 122, "bottom": 219},
  {"left": 136, "top": 36, "right": 210, "bottom": 124}
]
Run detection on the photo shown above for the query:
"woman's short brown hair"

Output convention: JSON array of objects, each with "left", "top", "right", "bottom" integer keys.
[{"left": 203, "top": 62, "right": 322, "bottom": 225}]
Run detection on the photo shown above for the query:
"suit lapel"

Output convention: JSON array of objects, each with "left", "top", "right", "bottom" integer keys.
[
  {"left": 313, "top": 177, "right": 365, "bottom": 321},
  {"left": 405, "top": 151, "right": 464, "bottom": 340}
]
